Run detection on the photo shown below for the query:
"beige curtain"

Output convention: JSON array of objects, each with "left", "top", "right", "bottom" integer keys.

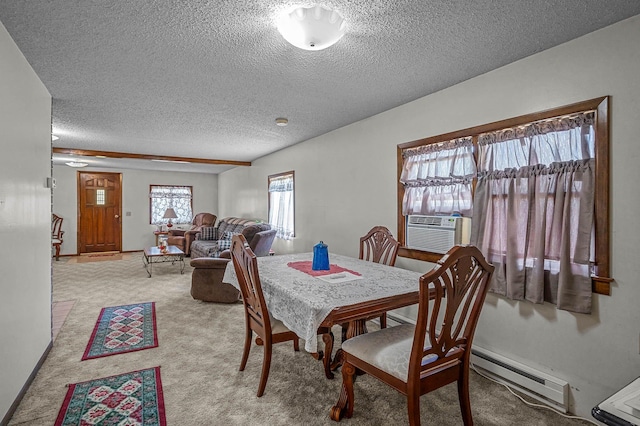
[{"left": 471, "top": 112, "right": 595, "bottom": 314}]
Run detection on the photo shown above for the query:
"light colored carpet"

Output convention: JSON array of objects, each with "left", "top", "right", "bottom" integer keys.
[{"left": 8, "top": 254, "right": 594, "bottom": 425}]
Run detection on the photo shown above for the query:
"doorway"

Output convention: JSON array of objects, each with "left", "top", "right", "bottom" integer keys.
[{"left": 77, "top": 171, "right": 122, "bottom": 253}]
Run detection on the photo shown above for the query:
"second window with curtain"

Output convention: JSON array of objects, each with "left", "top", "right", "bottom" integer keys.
[{"left": 268, "top": 172, "right": 295, "bottom": 240}]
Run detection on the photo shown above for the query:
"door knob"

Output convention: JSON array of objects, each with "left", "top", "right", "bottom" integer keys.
[{"left": 115, "top": 214, "right": 120, "bottom": 218}]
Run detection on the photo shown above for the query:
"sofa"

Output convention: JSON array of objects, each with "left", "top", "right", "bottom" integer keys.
[
  {"left": 167, "top": 212, "right": 216, "bottom": 256},
  {"left": 189, "top": 217, "right": 277, "bottom": 303},
  {"left": 189, "top": 217, "right": 272, "bottom": 259}
]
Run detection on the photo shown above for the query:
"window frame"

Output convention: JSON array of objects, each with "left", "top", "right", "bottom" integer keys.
[
  {"left": 268, "top": 171, "right": 295, "bottom": 239},
  {"left": 148, "top": 184, "right": 194, "bottom": 225},
  {"left": 396, "top": 96, "right": 611, "bottom": 295}
]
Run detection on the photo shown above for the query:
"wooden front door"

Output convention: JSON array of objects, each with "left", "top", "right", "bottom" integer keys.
[{"left": 78, "top": 172, "right": 122, "bottom": 253}]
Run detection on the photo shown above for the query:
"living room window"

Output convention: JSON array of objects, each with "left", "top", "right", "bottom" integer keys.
[
  {"left": 397, "top": 97, "right": 611, "bottom": 306},
  {"left": 268, "top": 171, "right": 295, "bottom": 240},
  {"left": 149, "top": 185, "right": 193, "bottom": 225}
]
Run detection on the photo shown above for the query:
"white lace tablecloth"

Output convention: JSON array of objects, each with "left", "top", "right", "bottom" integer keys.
[{"left": 223, "top": 252, "right": 423, "bottom": 353}]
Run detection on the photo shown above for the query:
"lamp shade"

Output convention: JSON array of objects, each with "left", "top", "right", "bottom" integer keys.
[
  {"left": 277, "top": 5, "right": 346, "bottom": 51},
  {"left": 163, "top": 208, "right": 178, "bottom": 219}
]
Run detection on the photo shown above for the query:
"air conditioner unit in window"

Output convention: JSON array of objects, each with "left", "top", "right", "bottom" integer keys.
[{"left": 406, "top": 215, "right": 462, "bottom": 254}]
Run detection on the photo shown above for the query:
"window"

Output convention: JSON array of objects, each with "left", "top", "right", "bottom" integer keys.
[
  {"left": 149, "top": 185, "right": 193, "bottom": 225},
  {"left": 397, "top": 97, "right": 611, "bottom": 309},
  {"left": 400, "top": 137, "right": 475, "bottom": 217},
  {"left": 96, "top": 189, "right": 105, "bottom": 205},
  {"left": 268, "top": 171, "right": 295, "bottom": 240}
]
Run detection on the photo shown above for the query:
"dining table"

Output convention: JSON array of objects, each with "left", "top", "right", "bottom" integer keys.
[{"left": 222, "top": 252, "right": 426, "bottom": 379}]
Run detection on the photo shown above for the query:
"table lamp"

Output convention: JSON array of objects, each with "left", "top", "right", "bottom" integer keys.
[{"left": 163, "top": 208, "right": 178, "bottom": 228}]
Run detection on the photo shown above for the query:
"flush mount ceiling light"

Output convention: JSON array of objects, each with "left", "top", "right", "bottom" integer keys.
[
  {"left": 277, "top": 5, "right": 346, "bottom": 51},
  {"left": 275, "top": 117, "right": 289, "bottom": 126},
  {"left": 65, "top": 158, "right": 88, "bottom": 168}
]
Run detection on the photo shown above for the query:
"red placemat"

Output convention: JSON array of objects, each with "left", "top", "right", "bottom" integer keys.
[{"left": 287, "top": 261, "right": 361, "bottom": 277}]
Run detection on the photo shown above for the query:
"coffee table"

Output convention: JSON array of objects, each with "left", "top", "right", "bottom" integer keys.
[{"left": 143, "top": 245, "right": 185, "bottom": 277}]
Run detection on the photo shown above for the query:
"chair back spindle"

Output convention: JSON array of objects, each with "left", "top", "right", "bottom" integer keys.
[
  {"left": 359, "top": 226, "right": 400, "bottom": 267},
  {"left": 409, "top": 245, "right": 494, "bottom": 382}
]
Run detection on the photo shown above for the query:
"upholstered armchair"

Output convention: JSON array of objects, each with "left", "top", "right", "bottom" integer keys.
[
  {"left": 167, "top": 212, "right": 216, "bottom": 256},
  {"left": 190, "top": 228, "right": 277, "bottom": 303}
]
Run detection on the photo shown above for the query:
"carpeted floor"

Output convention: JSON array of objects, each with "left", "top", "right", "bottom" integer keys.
[
  {"left": 8, "top": 254, "right": 595, "bottom": 425},
  {"left": 68, "top": 252, "right": 125, "bottom": 263}
]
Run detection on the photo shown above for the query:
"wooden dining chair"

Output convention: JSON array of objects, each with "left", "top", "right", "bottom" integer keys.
[
  {"left": 230, "top": 234, "right": 330, "bottom": 397},
  {"left": 358, "top": 225, "right": 400, "bottom": 329},
  {"left": 52, "top": 214, "right": 64, "bottom": 261},
  {"left": 330, "top": 245, "right": 494, "bottom": 426}
]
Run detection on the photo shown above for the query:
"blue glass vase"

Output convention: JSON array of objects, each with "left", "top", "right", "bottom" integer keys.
[{"left": 312, "top": 241, "right": 330, "bottom": 271}]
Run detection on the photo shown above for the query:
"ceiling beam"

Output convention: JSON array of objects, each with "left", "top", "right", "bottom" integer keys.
[{"left": 52, "top": 148, "right": 251, "bottom": 166}]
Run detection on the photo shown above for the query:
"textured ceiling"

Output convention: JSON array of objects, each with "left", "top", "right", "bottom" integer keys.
[{"left": 2, "top": 1, "right": 640, "bottom": 173}]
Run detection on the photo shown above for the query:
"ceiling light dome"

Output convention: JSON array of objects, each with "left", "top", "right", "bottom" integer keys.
[
  {"left": 277, "top": 5, "right": 346, "bottom": 51},
  {"left": 65, "top": 158, "right": 88, "bottom": 168}
]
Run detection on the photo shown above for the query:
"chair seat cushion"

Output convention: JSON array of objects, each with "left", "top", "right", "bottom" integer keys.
[
  {"left": 270, "top": 317, "right": 291, "bottom": 335},
  {"left": 341, "top": 324, "right": 437, "bottom": 382},
  {"left": 52, "top": 238, "right": 62, "bottom": 244}
]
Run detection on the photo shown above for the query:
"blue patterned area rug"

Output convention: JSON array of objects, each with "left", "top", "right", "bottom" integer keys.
[
  {"left": 54, "top": 366, "right": 166, "bottom": 426},
  {"left": 82, "top": 302, "right": 158, "bottom": 360}
]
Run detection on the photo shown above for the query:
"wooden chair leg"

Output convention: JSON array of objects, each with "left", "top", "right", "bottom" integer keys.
[
  {"left": 407, "top": 391, "right": 421, "bottom": 426},
  {"left": 257, "top": 342, "right": 272, "bottom": 397},
  {"left": 379, "top": 313, "right": 387, "bottom": 329},
  {"left": 239, "top": 326, "right": 252, "bottom": 371},
  {"left": 458, "top": 370, "right": 473, "bottom": 425},
  {"left": 54, "top": 244, "right": 61, "bottom": 261},
  {"left": 293, "top": 338, "right": 299, "bottom": 352}
]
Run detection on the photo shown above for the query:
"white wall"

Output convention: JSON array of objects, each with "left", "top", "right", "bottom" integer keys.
[
  {"left": 218, "top": 15, "right": 640, "bottom": 418},
  {"left": 0, "top": 22, "right": 52, "bottom": 420},
  {"left": 52, "top": 166, "right": 218, "bottom": 254}
]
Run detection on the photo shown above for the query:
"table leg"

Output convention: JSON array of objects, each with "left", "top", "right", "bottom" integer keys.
[
  {"left": 143, "top": 253, "right": 152, "bottom": 278},
  {"left": 330, "top": 361, "right": 356, "bottom": 421},
  {"left": 329, "top": 319, "right": 367, "bottom": 373},
  {"left": 322, "top": 332, "right": 335, "bottom": 379}
]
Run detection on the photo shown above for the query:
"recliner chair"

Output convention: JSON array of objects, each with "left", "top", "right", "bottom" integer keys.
[
  {"left": 167, "top": 212, "right": 216, "bottom": 256},
  {"left": 190, "top": 228, "right": 277, "bottom": 303}
]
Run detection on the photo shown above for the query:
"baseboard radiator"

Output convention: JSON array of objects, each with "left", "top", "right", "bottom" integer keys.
[
  {"left": 386, "top": 314, "right": 569, "bottom": 413},
  {"left": 470, "top": 347, "right": 569, "bottom": 413}
]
